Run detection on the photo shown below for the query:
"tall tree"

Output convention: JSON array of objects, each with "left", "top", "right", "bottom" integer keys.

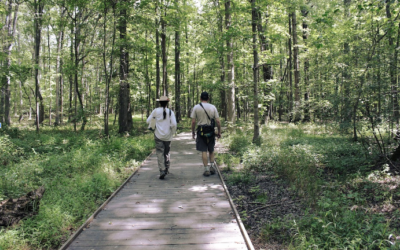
[
  {"left": 118, "top": 0, "right": 133, "bottom": 133},
  {"left": 301, "top": 4, "right": 310, "bottom": 122},
  {"left": 161, "top": 1, "right": 168, "bottom": 96},
  {"left": 174, "top": 0, "right": 181, "bottom": 123},
  {"left": 55, "top": 7, "right": 66, "bottom": 125},
  {"left": 225, "top": 0, "right": 235, "bottom": 123},
  {"left": 251, "top": 0, "right": 259, "bottom": 143},
  {"left": 292, "top": 9, "right": 300, "bottom": 122},
  {"left": 103, "top": 0, "right": 116, "bottom": 136},
  {"left": 2, "top": 0, "right": 19, "bottom": 125},
  {"left": 257, "top": 7, "right": 274, "bottom": 125},
  {"left": 33, "top": 0, "right": 44, "bottom": 131},
  {"left": 386, "top": 0, "right": 399, "bottom": 125}
]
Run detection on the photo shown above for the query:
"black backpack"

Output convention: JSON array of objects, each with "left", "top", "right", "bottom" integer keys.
[{"left": 198, "top": 103, "right": 215, "bottom": 138}]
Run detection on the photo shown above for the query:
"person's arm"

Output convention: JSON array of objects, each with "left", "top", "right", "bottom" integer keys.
[
  {"left": 191, "top": 118, "right": 196, "bottom": 139},
  {"left": 170, "top": 111, "right": 177, "bottom": 135},
  {"left": 216, "top": 118, "right": 221, "bottom": 138},
  {"left": 146, "top": 110, "right": 154, "bottom": 124}
]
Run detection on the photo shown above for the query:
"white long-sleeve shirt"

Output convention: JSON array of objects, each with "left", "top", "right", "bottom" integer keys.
[{"left": 147, "top": 107, "right": 177, "bottom": 141}]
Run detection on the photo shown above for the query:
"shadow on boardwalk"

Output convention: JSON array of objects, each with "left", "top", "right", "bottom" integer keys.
[{"left": 65, "top": 132, "right": 249, "bottom": 250}]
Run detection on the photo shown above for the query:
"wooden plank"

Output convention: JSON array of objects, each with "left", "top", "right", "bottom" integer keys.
[
  {"left": 68, "top": 243, "right": 247, "bottom": 250},
  {"left": 63, "top": 132, "right": 253, "bottom": 250}
]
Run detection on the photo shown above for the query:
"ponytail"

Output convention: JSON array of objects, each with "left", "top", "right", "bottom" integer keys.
[{"left": 160, "top": 101, "right": 168, "bottom": 119}]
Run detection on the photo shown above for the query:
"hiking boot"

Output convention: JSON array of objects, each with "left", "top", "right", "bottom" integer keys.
[
  {"left": 210, "top": 165, "right": 216, "bottom": 175},
  {"left": 159, "top": 170, "right": 167, "bottom": 180},
  {"left": 203, "top": 170, "right": 210, "bottom": 177}
]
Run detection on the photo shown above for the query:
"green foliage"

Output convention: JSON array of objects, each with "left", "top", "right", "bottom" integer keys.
[
  {"left": 291, "top": 190, "right": 396, "bottom": 249},
  {"left": 216, "top": 153, "right": 240, "bottom": 171},
  {"left": 225, "top": 170, "right": 255, "bottom": 186},
  {"left": 227, "top": 129, "right": 252, "bottom": 157},
  {"left": 223, "top": 123, "right": 399, "bottom": 249},
  {"left": 260, "top": 217, "right": 293, "bottom": 244},
  {"left": 0, "top": 122, "right": 154, "bottom": 249}
]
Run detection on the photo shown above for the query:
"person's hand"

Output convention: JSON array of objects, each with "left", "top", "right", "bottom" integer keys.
[
  {"left": 217, "top": 133, "right": 221, "bottom": 139},
  {"left": 192, "top": 132, "right": 196, "bottom": 140}
]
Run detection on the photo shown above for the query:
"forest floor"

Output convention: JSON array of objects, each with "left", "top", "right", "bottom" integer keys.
[
  {"left": 222, "top": 170, "right": 304, "bottom": 250},
  {"left": 215, "top": 123, "right": 400, "bottom": 249},
  {"left": 216, "top": 142, "right": 302, "bottom": 250}
]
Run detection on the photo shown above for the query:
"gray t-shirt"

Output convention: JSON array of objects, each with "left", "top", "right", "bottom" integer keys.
[{"left": 190, "top": 103, "right": 220, "bottom": 126}]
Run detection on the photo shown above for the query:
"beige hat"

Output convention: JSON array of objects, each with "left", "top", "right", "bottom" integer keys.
[{"left": 157, "top": 96, "right": 170, "bottom": 102}]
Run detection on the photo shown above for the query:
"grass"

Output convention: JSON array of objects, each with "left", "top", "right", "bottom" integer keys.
[
  {"left": 218, "top": 122, "right": 400, "bottom": 249},
  {"left": 0, "top": 115, "right": 154, "bottom": 249}
]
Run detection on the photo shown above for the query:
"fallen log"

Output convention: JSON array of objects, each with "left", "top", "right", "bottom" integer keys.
[{"left": 0, "top": 186, "right": 45, "bottom": 227}]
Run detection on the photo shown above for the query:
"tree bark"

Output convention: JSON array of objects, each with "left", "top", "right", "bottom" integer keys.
[
  {"left": 118, "top": 0, "right": 133, "bottom": 133},
  {"left": 55, "top": 8, "right": 66, "bottom": 125},
  {"left": 251, "top": 0, "right": 260, "bottom": 143},
  {"left": 215, "top": 0, "right": 226, "bottom": 120},
  {"left": 288, "top": 13, "right": 293, "bottom": 122},
  {"left": 256, "top": 9, "right": 273, "bottom": 125},
  {"left": 161, "top": 9, "right": 168, "bottom": 96},
  {"left": 292, "top": 10, "right": 301, "bottom": 122},
  {"left": 225, "top": 0, "right": 235, "bottom": 123},
  {"left": 34, "top": 0, "right": 44, "bottom": 132},
  {"left": 342, "top": 0, "right": 352, "bottom": 123},
  {"left": 2, "top": 1, "right": 19, "bottom": 125},
  {"left": 302, "top": 6, "right": 310, "bottom": 122},
  {"left": 386, "top": 0, "right": 399, "bottom": 125},
  {"left": 175, "top": 27, "right": 181, "bottom": 123},
  {"left": 155, "top": 4, "right": 161, "bottom": 100}
]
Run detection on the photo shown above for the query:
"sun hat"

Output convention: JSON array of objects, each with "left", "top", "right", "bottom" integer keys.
[{"left": 157, "top": 96, "right": 170, "bottom": 102}]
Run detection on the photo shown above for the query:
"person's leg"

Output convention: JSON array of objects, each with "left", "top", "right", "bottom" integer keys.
[
  {"left": 155, "top": 136, "right": 167, "bottom": 179},
  {"left": 164, "top": 141, "right": 171, "bottom": 173},
  {"left": 208, "top": 136, "right": 216, "bottom": 174},
  {"left": 196, "top": 135, "right": 211, "bottom": 176},
  {"left": 202, "top": 151, "right": 208, "bottom": 168},
  {"left": 209, "top": 151, "right": 215, "bottom": 163},
  {"left": 202, "top": 151, "right": 210, "bottom": 176}
]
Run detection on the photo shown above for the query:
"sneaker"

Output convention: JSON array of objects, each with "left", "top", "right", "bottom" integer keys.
[
  {"left": 203, "top": 170, "right": 210, "bottom": 177},
  {"left": 159, "top": 171, "right": 166, "bottom": 180},
  {"left": 210, "top": 165, "right": 216, "bottom": 175}
]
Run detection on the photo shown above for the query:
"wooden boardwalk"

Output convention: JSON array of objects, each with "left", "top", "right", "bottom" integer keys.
[{"left": 64, "top": 132, "right": 253, "bottom": 250}]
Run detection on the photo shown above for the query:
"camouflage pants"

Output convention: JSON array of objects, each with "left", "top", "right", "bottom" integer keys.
[{"left": 154, "top": 135, "right": 171, "bottom": 172}]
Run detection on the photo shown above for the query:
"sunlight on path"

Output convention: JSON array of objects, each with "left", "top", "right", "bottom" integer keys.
[{"left": 65, "top": 132, "right": 249, "bottom": 250}]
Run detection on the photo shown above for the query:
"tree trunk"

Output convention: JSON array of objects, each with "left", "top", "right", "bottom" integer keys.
[
  {"left": 215, "top": 0, "right": 226, "bottom": 120},
  {"left": 48, "top": 26, "right": 52, "bottom": 126},
  {"left": 292, "top": 11, "right": 301, "bottom": 122},
  {"left": 175, "top": 28, "right": 181, "bottom": 123},
  {"left": 342, "top": 0, "right": 352, "bottom": 123},
  {"left": 288, "top": 13, "right": 293, "bottom": 122},
  {"left": 68, "top": 23, "right": 73, "bottom": 123},
  {"left": 118, "top": 0, "right": 133, "bottom": 133},
  {"left": 256, "top": 9, "right": 273, "bottom": 125},
  {"left": 73, "top": 17, "right": 86, "bottom": 131},
  {"left": 161, "top": 11, "right": 167, "bottom": 96},
  {"left": 3, "top": 1, "right": 19, "bottom": 125},
  {"left": 251, "top": 0, "right": 260, "bottom": 143},
  {"left": 155, "top": 10, "right": 160, "bottom": 100},
  {"left": 386, "top": 0, "right": 399, "bottom": 125},
  {"left": 225, "top": 0, "right": 235, "bottom": 123},
  {"left": 302, "top": 6, "right": 310, "bottom": 122},
  {"left": 34, "top": 0, "right": 44, "bottom": 132}
]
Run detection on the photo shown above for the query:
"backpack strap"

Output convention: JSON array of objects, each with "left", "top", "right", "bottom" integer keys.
[{"left": 199, "top": 103, "right": 211, "bottom": 122}]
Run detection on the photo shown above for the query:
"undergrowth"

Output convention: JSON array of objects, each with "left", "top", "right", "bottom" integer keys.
[
  {"left": 0, "top": 116, "right": 154, "bottom": 249},
  {"left": 218, "top": 122, "right": 400, "bottom": 249}
]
